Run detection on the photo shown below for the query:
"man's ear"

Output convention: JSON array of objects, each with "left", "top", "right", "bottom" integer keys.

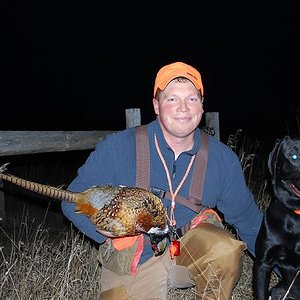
[{"left": 153, "top": 97, "right": 159, "bottom": 115}]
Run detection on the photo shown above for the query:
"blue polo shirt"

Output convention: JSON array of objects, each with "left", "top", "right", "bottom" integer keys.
[{"left": 61, "top": 119, "right": 263, "bottom": 263}]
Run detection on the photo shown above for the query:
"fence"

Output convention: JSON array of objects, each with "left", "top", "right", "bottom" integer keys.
[{"left": 0, "top": 109, "right": 219, "bottom": 225}]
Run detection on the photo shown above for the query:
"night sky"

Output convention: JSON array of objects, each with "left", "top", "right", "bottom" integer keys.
[{"left": 1, "top": 1, "right": 299, "bottom": 142}]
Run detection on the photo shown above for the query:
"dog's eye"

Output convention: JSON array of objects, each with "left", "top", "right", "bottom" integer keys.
[{"left": 292, "top": 154, "right": 298, "bottom": 160}]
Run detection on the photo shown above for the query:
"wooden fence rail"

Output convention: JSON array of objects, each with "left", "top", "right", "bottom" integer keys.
[
  {"left": 0, "top": 110, "right": 219, "bottom": 225},
  {"left": 0, "top": 130, "right": 116, "bottom": 156}
]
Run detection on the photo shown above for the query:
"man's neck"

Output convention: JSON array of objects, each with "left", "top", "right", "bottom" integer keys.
[{"left": 164, "top": 133, "right": 194, "bottom": 160}]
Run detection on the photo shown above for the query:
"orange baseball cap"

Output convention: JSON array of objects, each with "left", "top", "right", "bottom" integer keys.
[{"left": 153, "top": 62, "right": 204, "bottom": 97}]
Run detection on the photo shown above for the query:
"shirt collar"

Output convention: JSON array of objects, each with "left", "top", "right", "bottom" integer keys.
[{"left": 150, "top": 119, "right": 201, "bottom": 156}]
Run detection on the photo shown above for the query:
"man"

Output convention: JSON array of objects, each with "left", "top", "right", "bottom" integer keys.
[{"left": 62, "top": 61, "right": 263, "bottom": 299}]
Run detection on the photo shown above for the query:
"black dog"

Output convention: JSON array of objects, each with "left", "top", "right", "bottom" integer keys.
[{"left": 253, "top": 135, "right": 300, "bottom": 300}]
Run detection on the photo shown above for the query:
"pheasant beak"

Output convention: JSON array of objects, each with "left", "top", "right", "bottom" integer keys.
[
  {"left": 148, "top": 233, "right": 168, "bottom": 256},
  {"left": 147, "top": 226, "right": 170, "bottom": 256}
]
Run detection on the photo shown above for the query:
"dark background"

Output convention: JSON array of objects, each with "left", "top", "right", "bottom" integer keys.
[
  {"left": 0, "top": 0, "right": 299, "bottom": 250},
  {"left": 0, "top": 1, "right": 299, "bottom": 142}
]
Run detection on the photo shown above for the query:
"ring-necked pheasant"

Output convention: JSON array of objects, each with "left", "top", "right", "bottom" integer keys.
[{"left": 0, "top": 163, "right": 169, "bottom": 255}]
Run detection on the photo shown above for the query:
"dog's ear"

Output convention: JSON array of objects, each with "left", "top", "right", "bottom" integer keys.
[{"left": 268, "top": 138, "right": 283, "bottom": 177}]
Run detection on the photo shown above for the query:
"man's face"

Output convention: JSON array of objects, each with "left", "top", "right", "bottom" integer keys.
[{"left": 153, "top": 78, "right": 204, "bottom": 139}]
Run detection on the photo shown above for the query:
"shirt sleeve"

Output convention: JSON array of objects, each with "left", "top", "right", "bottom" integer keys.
[
  {"left": 61, "top": 135, "right": 118, "bottom": 245},
  {"left": 216, "top": 157, "right": 263, "bottom": 257}
]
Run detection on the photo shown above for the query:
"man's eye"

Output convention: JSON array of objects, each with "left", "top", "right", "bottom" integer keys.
[{"left": 167, "top": 98, "right": 176, "bottom": 102}]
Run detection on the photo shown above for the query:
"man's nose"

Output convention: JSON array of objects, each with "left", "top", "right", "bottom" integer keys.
[{"left": 177, "top": 100, "right": 188, "bottom": 112}]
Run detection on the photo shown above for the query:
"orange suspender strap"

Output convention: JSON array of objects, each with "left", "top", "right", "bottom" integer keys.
[{"left": 135, "top": 125, "right": 209, "bottom": 213}]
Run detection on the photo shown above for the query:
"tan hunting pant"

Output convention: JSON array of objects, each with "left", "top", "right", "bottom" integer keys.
[{"left": 100, "top": 223, "right": 246, "bottom": 300}]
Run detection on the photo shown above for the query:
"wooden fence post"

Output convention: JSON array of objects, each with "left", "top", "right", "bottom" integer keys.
[
  {"left": 125, "top": 108, "right": 141, "bottom": 128},
  {"left": 205, "top": 112, "right": 220, "bottom": 140}
]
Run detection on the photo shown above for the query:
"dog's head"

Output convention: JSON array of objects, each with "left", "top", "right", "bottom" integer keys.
[{"left": 268, "top": 135, "right": 300, "bottom": 208}]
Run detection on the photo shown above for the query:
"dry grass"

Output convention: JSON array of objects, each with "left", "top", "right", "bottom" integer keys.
[
  {"left": 0, "top": 219, "right": 101, "bottom": 300},
  {"left": 0, "top": 220, "right": 280, "bottom": 299},
  {"left": 0, "top": 129, "right": 280, "bottom": 299}
]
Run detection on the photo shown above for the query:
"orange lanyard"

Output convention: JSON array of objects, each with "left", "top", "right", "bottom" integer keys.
[{"left": 154, "top": 134, "right": 195, "bottom": 227}]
